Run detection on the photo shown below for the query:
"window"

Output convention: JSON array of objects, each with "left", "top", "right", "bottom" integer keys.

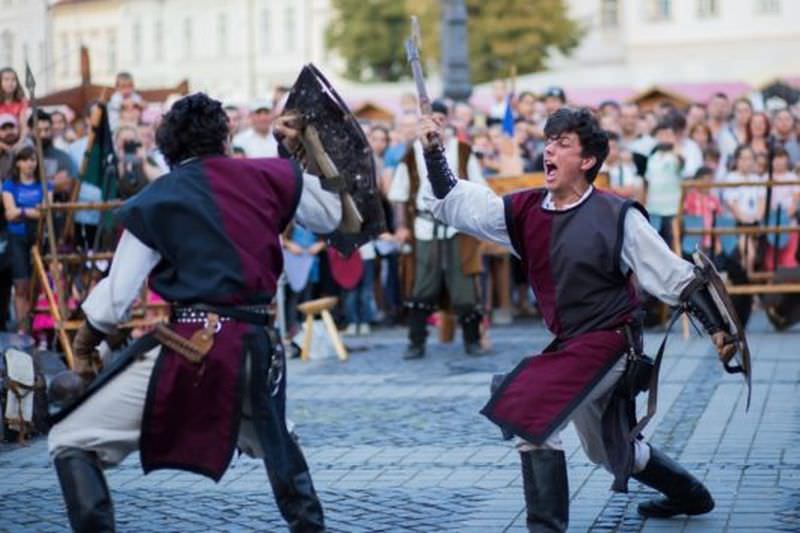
[
  {"left": 132, "top": 20, "right": 141, "bottom": 64},
  {"left": 59, "top": 33, "right": 69, "bottom": 76},
  {"left": 217, "top": 14, "right": 227, "bottom": 57},
  {"left": 261, "top": 9, "right": 270, "bottom": 53},
  {"left": 107, "top": 30, "right": 116, "bottom": 73},
  {"left": 285, "top": 7, "right": 295, "bottom": 52},
  {"left": 154, "top": 19, "right": 163, "bottom": 61},
  {"left": 697, "top": 0, "right": 718, "bottom": 17},
  {"left": 0, "top": 31, "right": 13, "bottom": 68},
  {"left": 755, "top": 0, "right": 780, "bottom": 14},
  {"left": 600, "top": 0, "right": 619, "bottom": 28},
  {"left": 183, "top": 18, "right": 192, "bottom": 59},
  {"left": 645, "top": 0, "right": 671, "bottom": 21}
]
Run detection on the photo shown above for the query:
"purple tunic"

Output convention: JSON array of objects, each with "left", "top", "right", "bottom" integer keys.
[
  {"left": 118, "top": 156, "right": 302, "bottom": 480},
  {"left": 482, "top": 188, "right": 646, "bottom": 491}
]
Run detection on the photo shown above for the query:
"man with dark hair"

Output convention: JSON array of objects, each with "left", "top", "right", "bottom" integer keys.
[
  {"left": 48, "top": 93, "right": 340, "bottom": 532},
  {"left": 0, "top": 113, "right": 19, "bottom": 178},
  {"left": 417, "top": 107, "right": 737, "bottom": 531},
  {"left": 28, "top": 109, "right": 77, "bottom": 196}
]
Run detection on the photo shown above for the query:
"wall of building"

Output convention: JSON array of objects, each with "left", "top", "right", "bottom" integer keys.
[{"left": 0, "top": 0, "right": 52, "bottom": 93}]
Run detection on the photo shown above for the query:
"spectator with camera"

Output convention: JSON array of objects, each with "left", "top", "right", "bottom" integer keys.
[{"left": 114, "top": 125, "right": 162, "bottom": 198}]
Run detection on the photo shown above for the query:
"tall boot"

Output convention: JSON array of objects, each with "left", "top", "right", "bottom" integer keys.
[
  {"left": 459, "top": 309, "right": 483, "bottom": 356},
  {"left": 633, "top": 445, "right": 714, "bottom": 518},
  {"left": 53, "top": 447, "right": 115, "bottom": 533},
  {"left": 520, "top": 450, "right": 569, "bottom": 533},
  {"left": 403, "top": 305, "right": 430, "bottom": 360},
  {"left": 265, "top": 467, "right": 325, "bottom": 533}
]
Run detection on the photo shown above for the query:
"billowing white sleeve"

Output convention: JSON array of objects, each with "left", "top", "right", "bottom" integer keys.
[
  {"left": 621, "top": 208, "right": 695, "bottom": 305},
  {"left": 295, "top": 172, "right": 342, "bottom": 234},
  {"left": 82, "top": 231, "right": 162, "bottom": 334},
  {"left": 428, "top": 180, "right": 515, "bottom": 253}
]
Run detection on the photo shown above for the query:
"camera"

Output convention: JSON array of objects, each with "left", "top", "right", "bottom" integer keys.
[{"left": 123, "top": 140, "right": 142, "bottom": 155}]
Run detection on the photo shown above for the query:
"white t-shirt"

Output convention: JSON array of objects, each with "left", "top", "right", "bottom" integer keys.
[
  {"left": 232, "top": 128, "right": 278, "bottom": 158},
  {"left": 388, "top": 138, "right": 487, "bottom": 241},
  {"left": 721, "top": 171, "right": 765, "bottom": 223}
]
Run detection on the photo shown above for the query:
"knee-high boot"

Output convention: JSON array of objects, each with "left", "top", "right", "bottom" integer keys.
[
  {"left": 265, "top": 461, "right": 325, "bottom": 533},
  {"left": 520, "top": 450, "right": 569, "bottom": 533},
  {"left": 404, "top": 304, "right": 430, "bottom": 359},
  {"left": 53, "top": 447, "right": 115, "bottom": 533},
  {"left": 633, "top": 445, "right": 714, "bottom": 518}
]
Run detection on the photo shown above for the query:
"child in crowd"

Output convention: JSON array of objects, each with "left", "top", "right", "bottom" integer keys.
[
  {"left": 764, "top": 148, "right": 800, "bottom": 270},
  {"left": 108, "top": 71, "right": 143, "bottom": 131},
  {"left": 683, "top": 166, "right": 721, "bottom": 253}
]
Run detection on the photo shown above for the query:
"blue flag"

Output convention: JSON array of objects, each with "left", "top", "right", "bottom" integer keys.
[{"left": 502, "top": 94, "right": 515, "bottom": 137}]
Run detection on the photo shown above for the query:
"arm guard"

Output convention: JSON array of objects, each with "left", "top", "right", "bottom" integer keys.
[
  {"left": 679, "top": 274, "right": 726, "bottom": 335},
  {"left": 423, "top": 146, "right": 458, "bottom": 199}
]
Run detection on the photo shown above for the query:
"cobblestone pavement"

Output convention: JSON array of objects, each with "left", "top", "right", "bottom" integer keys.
[{"left": 1, "top": 313, "right": 798, "bottom": 532}]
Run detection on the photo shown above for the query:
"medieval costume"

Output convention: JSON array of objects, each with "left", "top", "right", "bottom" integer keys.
[
  {"left": 48, "top": 155, "right": 340, "bottom": 533},
  {"left": 388, "top": 137, "right": 487, "bottom": 359},
  {"left": 422, "top": 145, "right": 731, "bottom": 531}
]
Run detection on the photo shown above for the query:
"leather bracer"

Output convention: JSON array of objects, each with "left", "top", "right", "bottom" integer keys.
[
  {"left": 679, "top": 276, "right": 726, "bottom": 335},
  {"left": 423, "top": 146, "right": 458, "bottom": 199}
]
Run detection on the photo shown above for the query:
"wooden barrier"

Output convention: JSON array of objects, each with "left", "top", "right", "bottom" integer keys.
[
  {"left": 31, "top": 199, "right": 168, "bottom": 368},
  {"left": 674, "top": 179, "right": 800, "bottom": 306}
]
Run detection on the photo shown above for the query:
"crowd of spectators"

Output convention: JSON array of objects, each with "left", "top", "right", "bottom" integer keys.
[{"left": 1, "top": 65, "right": 799, "bottom": 344}]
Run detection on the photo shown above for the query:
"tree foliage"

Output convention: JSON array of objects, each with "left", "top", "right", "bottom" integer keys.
[{"left": 326, "top": 0, "right": 582, "bottom": 84}]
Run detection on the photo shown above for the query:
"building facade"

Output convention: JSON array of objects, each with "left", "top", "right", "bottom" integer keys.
[
  {"left": 0, "top": 0, "right": 52, "bottom": 93},
  {"left": 535, "top": 0, "right": 800, "bottom": 89},
  {"left": 41, "top": 0, "right": 800, "bottom": 104},
  {"left": 49, "top": 0, "right": 335, "bottom": 103}
]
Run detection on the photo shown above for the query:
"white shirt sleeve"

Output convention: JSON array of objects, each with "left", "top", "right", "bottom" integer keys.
[
  {"left": 387, "top": 162, "right": 411, "bottom": 203},
  {"left": 621, "top": 208, "right": 696, "bottom": 305},
  {"left": 428, "top": 180, "right": 515, "bottom": 253},
  {"left": 82, "top": 231, "right": 162, "bottom": 334},
  {"left": 294, "top": 172, "right": 342, "bottom": 234}
]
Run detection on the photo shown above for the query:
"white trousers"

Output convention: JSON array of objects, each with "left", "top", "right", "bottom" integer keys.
[
  {"left": 48, "top": 347, "right": 266, "bottom": 467},
  {"left": 516, "top": 355, "right": 651, "bottom": 473}
]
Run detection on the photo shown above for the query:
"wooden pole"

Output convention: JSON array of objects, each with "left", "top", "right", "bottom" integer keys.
[
  {"left": 32, "top": 247, "right": 74, "bottom": 367},
  {"left": 25, "top": 63, "right": 68, "bottom": 323}
]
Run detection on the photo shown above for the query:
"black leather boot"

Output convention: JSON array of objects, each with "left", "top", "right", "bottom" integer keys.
[
  {"left": 520, "top": 450, "right": 569, "bottom": 533},
  {"left": 459, "top": 310, "right": 484, "bottom": 356},
  {"left": 633, "top": 445, "right": 714, "bottom": 518},
  {"left": 53, "top": 447, "right": 115, "bottom": 533},
  {"left": 266, "top": 468, "right": 326, "bottom": 533},
  {"left": 403, "top": 306, "right": 429, "bottom": 360}
]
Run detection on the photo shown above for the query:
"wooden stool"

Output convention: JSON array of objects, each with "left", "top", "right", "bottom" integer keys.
[{"left": 296, "top": 296, "right": 348, "bottom": 361}]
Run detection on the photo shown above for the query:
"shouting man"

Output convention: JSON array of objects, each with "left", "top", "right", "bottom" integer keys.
[{"left": 417, "top": 107, "right": 737, "bottom": 531}]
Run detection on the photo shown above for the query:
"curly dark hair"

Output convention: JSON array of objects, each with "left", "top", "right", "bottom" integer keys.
[
  {"left": 544, "top": 107, "right": 609, "bottom": 183},
  {"left": 156, "top": 93, "right": 228, "bottom": 167}
]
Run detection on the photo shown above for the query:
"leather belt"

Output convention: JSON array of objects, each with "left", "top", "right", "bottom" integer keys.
[{"left": 171, "top": 304, "right": 271, "bottom": 325}]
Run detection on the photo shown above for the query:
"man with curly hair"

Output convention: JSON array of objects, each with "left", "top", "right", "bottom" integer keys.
[
  {"left": 417, "top": 107, "right": 738, "bottom": 531},
  {"left": 48, "top": 93, "right": 339, "bottom": 532}
]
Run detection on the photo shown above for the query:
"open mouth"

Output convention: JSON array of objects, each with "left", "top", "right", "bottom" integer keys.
[{"left": 544, "top": 160, "right": 558, "bottom": 178}]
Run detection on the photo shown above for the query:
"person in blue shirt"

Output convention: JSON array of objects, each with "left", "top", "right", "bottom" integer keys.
[{"left": 1, "top": 145, "right": 53, "bottom": 333}]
